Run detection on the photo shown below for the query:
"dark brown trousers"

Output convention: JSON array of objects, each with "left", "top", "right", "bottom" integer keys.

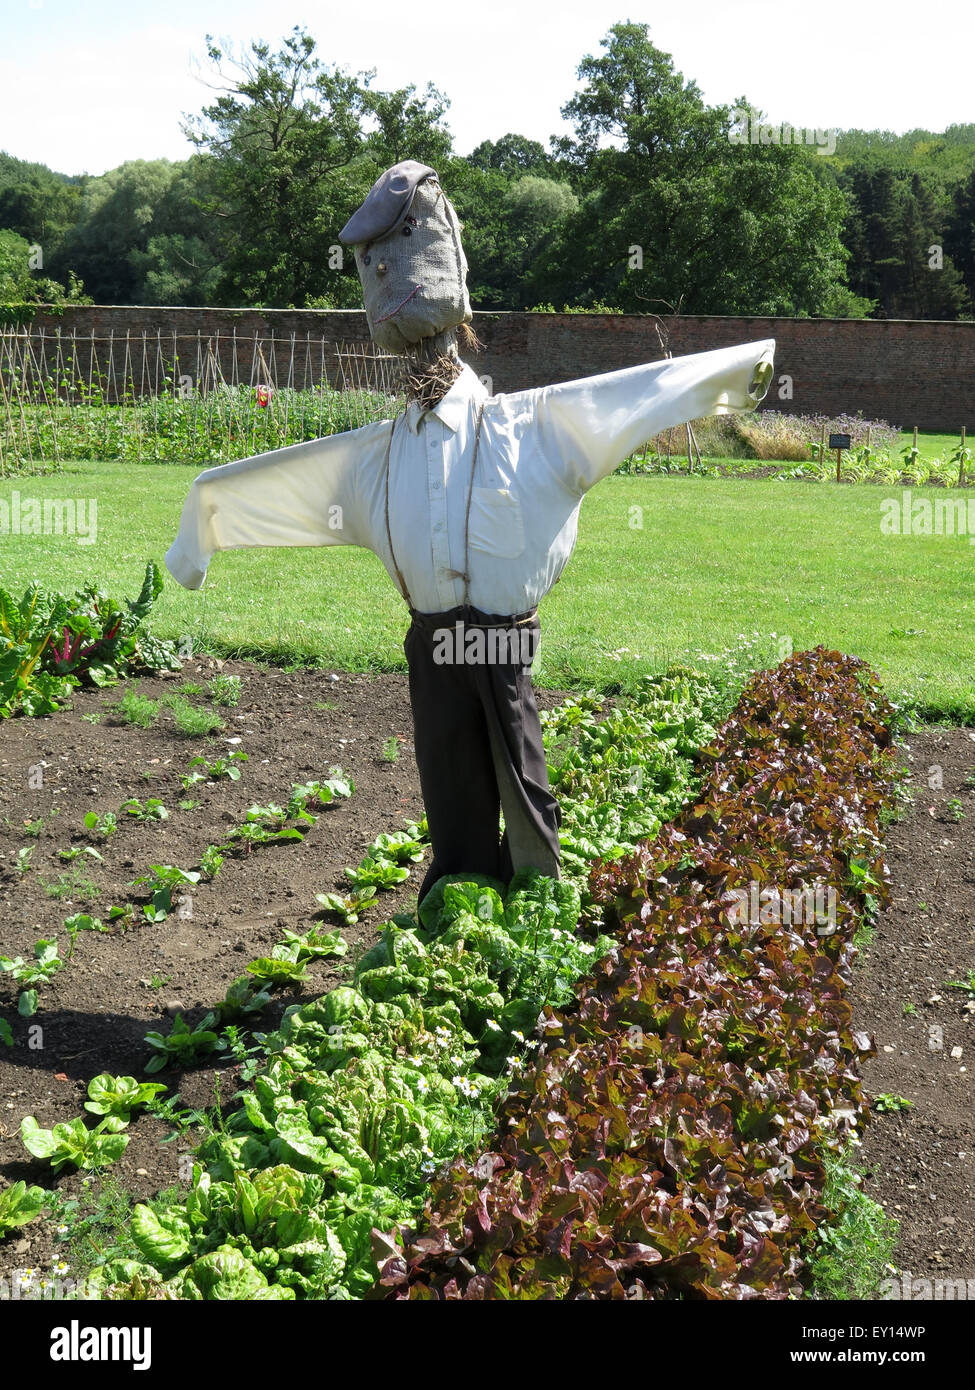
[{"left": 404, "top": 604, "right": 561, "bottom": 903}]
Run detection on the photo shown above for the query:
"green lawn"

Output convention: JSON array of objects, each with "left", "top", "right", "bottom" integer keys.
[{"left": 2, "top": 459, "right": 973, "bottom": 719}]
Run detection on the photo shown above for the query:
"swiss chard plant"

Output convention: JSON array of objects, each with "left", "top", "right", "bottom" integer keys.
[{"left": 41, "top": 560, "right": 181, "bottom": 689}]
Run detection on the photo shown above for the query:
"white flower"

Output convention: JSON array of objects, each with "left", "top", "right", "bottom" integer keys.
[
  {"left": 416, "top": 1075, "right": 430, "bottom": 1095},
  {"left": 485, "top": 1019, "right": 501, "bottom": 1032}
]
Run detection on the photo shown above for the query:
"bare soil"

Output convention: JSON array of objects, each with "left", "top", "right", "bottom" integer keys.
[{"left": 848, "top": 726, "right": 975, "bottom": 1288}]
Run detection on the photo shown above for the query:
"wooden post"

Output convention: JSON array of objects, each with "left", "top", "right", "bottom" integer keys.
[
  {"left": 820, "top": 422, "right": 826, "bottom": 462},
  {"left": 960, "top": 426, "right": 967, "bottom": 488},
  {"left": 866, "top": 424, "right": 872, "bottom": 451},
  {"left": 913, "top": 425, "right": 918, "bottom": 453},
  {"left": 836, "top": 446, "right": 842, "bottom": 483}
]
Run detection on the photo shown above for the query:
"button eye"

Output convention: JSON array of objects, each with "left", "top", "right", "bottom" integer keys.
[
  {"left": 362, "top": 253, "right": 371, "bottom": 265},
  {"left": 402, "top": 225, "right": 412, "bottom": 236},
  {"left": 377, "top": 261, "right": 387, "bottom": 275}
]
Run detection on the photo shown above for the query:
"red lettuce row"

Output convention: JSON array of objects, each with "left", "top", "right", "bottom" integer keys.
[{"left": 374, "top": 648, "right": 897, "bottom": 1300}]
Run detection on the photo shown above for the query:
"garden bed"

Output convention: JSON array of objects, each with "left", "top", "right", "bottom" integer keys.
[
  {"left": 0, "top": 659, "right": 469, "bottom": 1283},
  {"left": 2, "top": 653, "right": 972, "bottom": 1299}
]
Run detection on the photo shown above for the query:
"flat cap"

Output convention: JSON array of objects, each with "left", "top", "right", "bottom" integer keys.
[{"left": 339, "top": 160, "right": 438, "bottom": 245}]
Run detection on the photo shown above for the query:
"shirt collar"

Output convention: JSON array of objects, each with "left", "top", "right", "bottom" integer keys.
[{"left": 404, "top": 363, "right": 488, "bottom": 434}]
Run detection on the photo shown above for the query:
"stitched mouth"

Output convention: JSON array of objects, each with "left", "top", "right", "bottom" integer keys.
[{"left": 374, "top": 283, "right": 425, "bottom": 324}]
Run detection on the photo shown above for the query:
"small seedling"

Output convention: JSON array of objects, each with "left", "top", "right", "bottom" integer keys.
[
  {"left": 1, "top": 938, "right": 64, "bottom": 1015},
  {"left": 166, "top": 694, "right": 224, "bottom": 736},
  {"left": 120, "top": 797, "right": 169, "bottom": 823},
  {"left": 176, "top": 680, "right": 206, "bottom": 696},
  {"left": 315, "top": 886, "right": 378, "bottom": 925},
  {"left": 901, "top": 1001, "right": 917, "bottom": 1017},
  {"left": 59, "top": 845, "right": 103, "bottom": 863},
  {"left": 181, "top": 750, "right": 248, "bottom": 787},
  {"left": 83, "top": 809, "right": 118, "bottom": 838},
  {"left": 208, "top": 674, "right": 241, "bottom": 707},
  {"left": 115, "top": 692, "right": 162, "bottom": 728},
  {"left": 199, "top": 845, "right": 224, "bottom": 879},
  {"left": 178, "top": 799, "right": 199, "bottom": 812},
  {"left": 218, "top": 1024, "right": 265, "bottom": 1080},
  {"left": 42, "top": 868, "right": 99, "bottom": 902},
  {"left": 15, "top": 846, "right": 33, "bottom": 875},
  {"left": 23, "top": 808, "right": 59, "bottom": 838},
  {"left": 945, "top": 798, "right": 965, "bottom": 822},
  {"left": 945, "top": 969, "right": 975, "bottom": 999},
  {"left": 872, "top": 1094, "right": 913, "bottom": 1114},
  {"left": 80, "top": 712, "right": 101, "bottom": 724},
  {"left": 381, "top": 736, "right": 400, "bottom": 763},
  {"left": 106, "top": 903, "right": 136, "bottom": 931},
  {"left": 63, "top": 913, "right": 108, "bottom": 957}
]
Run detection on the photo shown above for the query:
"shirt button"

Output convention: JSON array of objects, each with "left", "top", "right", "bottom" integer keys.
[
  {"left": 432, "top": 481, "right": 441, "bottom": 491},
  {"left": 434, "top": 522, "right": 443, "bottom": 532}
]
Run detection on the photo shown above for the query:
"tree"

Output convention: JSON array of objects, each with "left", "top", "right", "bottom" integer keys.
[
  {"left": 467, "top": 135, "right": 560, "bottom": 179},
  {"left": 181, "top": 26, "right": 453, "bottom": 307},
  {"left": 0, "top": 227, "right": 89, "bottom": 308},
  {"left": 525, "top": 25, "right": 855, "bottom": 316}
]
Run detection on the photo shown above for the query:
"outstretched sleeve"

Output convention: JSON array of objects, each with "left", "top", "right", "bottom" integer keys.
[
  {"left": 164, "top": 422, "right": 385, "bottom": 590},
  {"left": 530, "top": 338, "right": 776, "bottom": 495}
]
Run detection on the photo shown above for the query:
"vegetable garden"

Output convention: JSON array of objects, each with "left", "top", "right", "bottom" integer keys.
[{"left": 5, "top": 559, "right": 964, "bottom": 1301}]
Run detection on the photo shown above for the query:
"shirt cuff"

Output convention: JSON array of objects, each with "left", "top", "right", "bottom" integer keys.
[{"left": 165, "top": 539, "right": 207, "bottom": 591}]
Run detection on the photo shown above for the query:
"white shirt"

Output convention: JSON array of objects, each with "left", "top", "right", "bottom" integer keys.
[{"left": 165, "top": 338, "right": 775, "bottom": 615}]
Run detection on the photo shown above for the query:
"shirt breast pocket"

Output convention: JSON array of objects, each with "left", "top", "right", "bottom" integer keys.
[{"left": 467, "top": 487, "right": 525, "bottom": 558}]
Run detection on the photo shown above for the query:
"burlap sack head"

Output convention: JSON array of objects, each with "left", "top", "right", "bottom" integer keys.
[{"left": 339, "top": 164, "right": 472, "bottom": 354}]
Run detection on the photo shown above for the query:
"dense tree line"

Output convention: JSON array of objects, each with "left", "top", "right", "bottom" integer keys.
[{"left": 1, "top": 23, "right": 972, "bottom": 319}]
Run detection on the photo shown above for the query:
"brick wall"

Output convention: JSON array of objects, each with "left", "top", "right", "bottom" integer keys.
[{"left": 25, "top": 305, "right": 975, "bottom": 431}]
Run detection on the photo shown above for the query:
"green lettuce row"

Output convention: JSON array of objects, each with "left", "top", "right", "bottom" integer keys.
[{"left": 90, "top": 669, "right": 724, "bottom": 1301}]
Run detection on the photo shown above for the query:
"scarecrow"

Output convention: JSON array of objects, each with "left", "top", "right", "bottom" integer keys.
[{"left": 166, "top": 160, "right": 775, "bottom": 903}]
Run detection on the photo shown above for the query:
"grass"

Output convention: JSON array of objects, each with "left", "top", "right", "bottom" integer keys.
[{"left": 2, "top": 454, "right": 973, "bottom": 719}]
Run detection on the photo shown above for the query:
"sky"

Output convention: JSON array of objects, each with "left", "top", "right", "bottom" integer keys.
[{"left": 2, "top": 0, "right": 974, "bottom": 177}]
